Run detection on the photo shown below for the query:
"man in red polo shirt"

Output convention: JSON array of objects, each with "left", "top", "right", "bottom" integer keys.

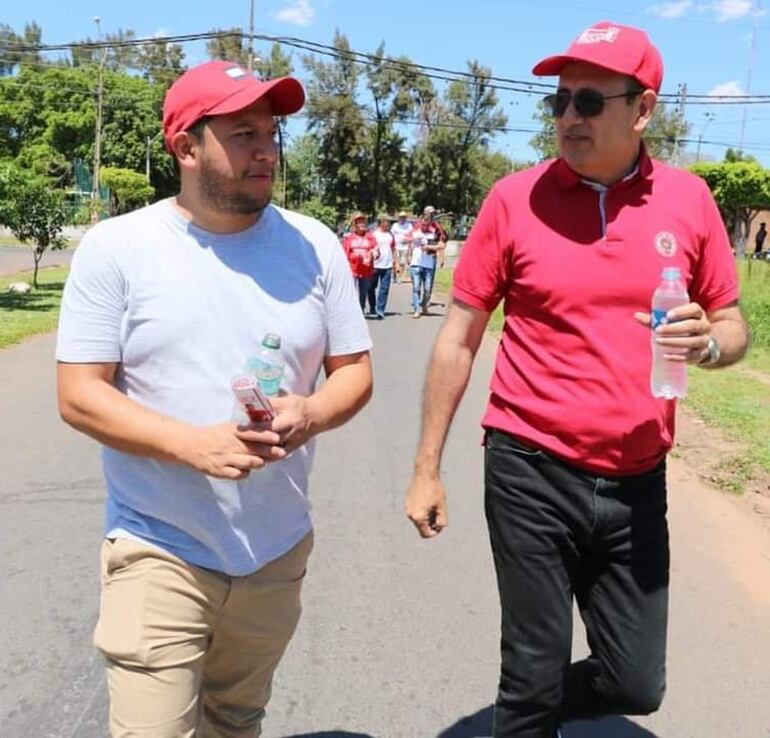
[{"left": 405, "top": 21, "right": 749, "bottom": 738}]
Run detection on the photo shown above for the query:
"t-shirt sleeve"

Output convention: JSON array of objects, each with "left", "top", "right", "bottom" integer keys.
[
  {"left": 323, "top": 232, "right": 373, "bottom": 357},
  {"left": 56, "top": 230, "right": 127, "bottom": 363},
  {"left": 689, "top": 181, "right": 740, "bottom": 313},
  {"left": 452, "top": 185, "right": 511, "bottom": 312}
]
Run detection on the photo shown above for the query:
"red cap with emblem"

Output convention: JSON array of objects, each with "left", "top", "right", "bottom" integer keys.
[
  {"left": 162, "top": 60, "right": 305, "bottom": 151},
  {"left": 532, "top": 21, "right": 663, "bottom": 93}
]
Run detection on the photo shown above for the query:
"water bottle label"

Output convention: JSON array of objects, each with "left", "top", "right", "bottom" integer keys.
[{"left": 651, "top": 308, "right": 670, "bottom": 329}]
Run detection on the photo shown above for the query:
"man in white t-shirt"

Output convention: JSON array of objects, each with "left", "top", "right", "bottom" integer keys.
[
  {"left": 367, "top": 214, "right": 397, "bottom": 318},
  {"left": 56, "top": 61, "right": 373, "bottom": 738},
  {"left": 391, "top": 210, "right": 413, "bottom": 283}
]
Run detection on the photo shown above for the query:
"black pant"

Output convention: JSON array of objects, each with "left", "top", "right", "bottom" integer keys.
[{"left": 484, "top": 429, "right": 669, "bottom": 738}]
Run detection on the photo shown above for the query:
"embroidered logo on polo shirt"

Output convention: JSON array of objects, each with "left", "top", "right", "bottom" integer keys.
[
  {"left": 577, "top": 27, "right": 620, "bottom": 44},
  {"left": 655, "top": 231, "right": 677, "bottom": 257}
]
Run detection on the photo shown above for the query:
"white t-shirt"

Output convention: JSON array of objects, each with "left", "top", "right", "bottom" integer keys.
[
  {"left": 391, "top": 221, "right": 412, "bottom": 251},
  {"left": 56, "top": 200, "right": 372, "bottom": 575},
  {"left": 372, "top": 229, "right": 395, "bottom": 269},
  {"left": 410, "top": 228, "right": 438, "bottom": 269}
]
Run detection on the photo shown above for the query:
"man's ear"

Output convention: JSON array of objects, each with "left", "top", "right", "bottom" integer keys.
[
  {"left": 634, "top": 90, "right": 658, "bottom": 133},
  {"left": 170, "top": 131, "right": 199, "bottom": 171}
]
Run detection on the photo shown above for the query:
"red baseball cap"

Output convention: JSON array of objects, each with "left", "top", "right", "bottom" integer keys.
[
  {"left": 163, "top": 60, "right": 305, "bottom": 151},
  {"left": 532, "top": 21, "right": 663, "bottom": 93}
]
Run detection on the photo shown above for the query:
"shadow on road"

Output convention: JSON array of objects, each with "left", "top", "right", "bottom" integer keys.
[
  {"left": 565, "top": 717, "right": 661, "bottom": 737},
  {"left": 438, "top": 705, "right": 493, "bottom": 736},
  {"left": 437, "top": 706, "right": 661, "bottom": 738},
  {"left": 280, "top": 733, "right": 375, "bottom": 738}
]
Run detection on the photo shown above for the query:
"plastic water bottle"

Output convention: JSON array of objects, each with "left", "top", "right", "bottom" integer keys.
[
  {"left": 650, "top": 266, "right": 689, "bottom": 399},
  {"left": 246, "top": 333, "right": 285, "bottom": 397}
]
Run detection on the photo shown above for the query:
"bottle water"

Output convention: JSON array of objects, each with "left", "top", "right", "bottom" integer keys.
[
  {"left": 650, "top": 267, "right": 689, "bottom": 399},
  {"left": 246, "top": 333, "right": 285, "bottom": 397}
]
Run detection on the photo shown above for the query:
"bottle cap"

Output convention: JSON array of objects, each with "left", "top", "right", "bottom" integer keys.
[
  {"left": 262, "top": 332, "right": 281, "bottom": 349},
  {"left": 662, "top": 266, "right": 681, "bottom": 281}
]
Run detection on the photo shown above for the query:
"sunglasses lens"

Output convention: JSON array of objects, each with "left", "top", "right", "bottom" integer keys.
[
  {"left": 544, "top": 92, "right": 571, "bottom": 118},
  {"left": 574, "top": 89, "right": 605, "bottom": 118}
]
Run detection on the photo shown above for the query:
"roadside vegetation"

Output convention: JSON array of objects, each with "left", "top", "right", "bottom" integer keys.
[{"left": 0, "top": 267, "right": 68, "bottom": 349}]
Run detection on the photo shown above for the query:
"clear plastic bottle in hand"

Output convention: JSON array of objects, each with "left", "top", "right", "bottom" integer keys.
[
  {"left": 246, "top": 333, "right": 285, "bottom": 397},
  {"left": 650, "top": 266, "right": 689, "bottom": 399}
]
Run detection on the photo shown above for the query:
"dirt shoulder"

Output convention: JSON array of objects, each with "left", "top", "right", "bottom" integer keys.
[{"left": 676, "top": 406, "right": 770, "bottom": 533}]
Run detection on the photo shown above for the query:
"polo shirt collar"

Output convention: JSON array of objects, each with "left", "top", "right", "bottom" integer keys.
[{"left": 555, "top": 143, "right": 653, "bottom": 191}]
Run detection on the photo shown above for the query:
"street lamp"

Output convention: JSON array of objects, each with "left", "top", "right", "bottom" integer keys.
[
  {"left": 91, "top": 16, "right": 106, "bottom": 224},
  {"left": 696, "top": 112, "right": 716, "bottom": 162},
  {"left": 145, "top": 130, "right": 163, "bottom": 182}
]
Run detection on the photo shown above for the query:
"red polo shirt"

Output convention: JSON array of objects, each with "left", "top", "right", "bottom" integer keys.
[{"left": 453, "top": 149, "right": 739, "bottom": 475}]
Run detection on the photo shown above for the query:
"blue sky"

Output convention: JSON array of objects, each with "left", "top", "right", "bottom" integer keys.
[{"left": 4, "top": 0, "right": 770, "bottom": 165}]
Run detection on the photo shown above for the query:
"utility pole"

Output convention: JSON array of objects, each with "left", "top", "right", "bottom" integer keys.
[
  {"left": 247, "top": 0, "right": 255, "bottom": 71},
  {"left": 740, "top": 0, "right": 761, "bottom": 151},
  {"left": 671, "top": 82, "right": 687, "bottom": 168},
  {"left": 91, "top": 16, "right": 106, "bottom": 224},
  {"left": 696, "top": 112, "right": 716, "bottom": 162}
]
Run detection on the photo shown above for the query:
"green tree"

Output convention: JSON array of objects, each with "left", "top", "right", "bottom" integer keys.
[
  {"left": 206, "top": 29, "right": 251, "bottom": 67},
  {"left": 690, "top": 161, "right": 770, "bottom": 247},
  {"left": 0, "top": 22, "right": 42, "bottom": 75},
  {"left": 254, "top": 42, "right": 293, "bottom": 79},
  {"left": 0, "top": 163, "right": 67, "bottom": 287},
  {"left": 137, "top": 38, "right": 185, "bottom": 88},
  {"left": 101, "top": 166, "right": 155, "bottom": 213},
  {"left": 283, "top": 134, "right": 323, "bottom": 208},
  {"left": 529, "top": 101, "right": 557, "bottom": 161},
  {"left": 644, "top": 101, "right": 690, "bottom": 162},
  {"left": 303, "top": 31, "right": 367, "bottom": 220}
]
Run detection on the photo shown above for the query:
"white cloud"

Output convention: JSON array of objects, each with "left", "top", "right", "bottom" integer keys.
[
  {"left": 153, "top": 28, "right": 169, "bottom": 38},
  {"left": 648, "top": 0, "right": 694, "bottom": 19},
  {"left": 276, "top": 0, "right": 315, "bottom": 26},
  {"left": 707, "top": 80, "right": 745, "bottom": 98},
  {"left": 707, "top": 0, "right": 754, "bottom": 22}
]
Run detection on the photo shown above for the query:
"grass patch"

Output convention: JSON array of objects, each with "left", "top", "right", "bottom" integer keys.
[
  {"left": 0, "top": 267, "right": 69, "bottom": 349},
  {"left": 432, "top": 267, "right": 504, "bottom": 332}
]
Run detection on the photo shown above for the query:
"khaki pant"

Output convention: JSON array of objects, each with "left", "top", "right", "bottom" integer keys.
[{"left": 94, "top": 533, "right": 313, "bottom": 738}]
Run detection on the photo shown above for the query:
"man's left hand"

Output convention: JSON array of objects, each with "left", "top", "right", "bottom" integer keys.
[
  {"left": 634, "top": 302, "right": 711, "bottom": 364},
  {"left": 265, "top": 394, "right": 317, "bottom": 454}
]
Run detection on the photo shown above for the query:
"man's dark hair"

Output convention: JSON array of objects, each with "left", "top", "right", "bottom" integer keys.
[
  {"left": 625, "top": 79, "right": 645, "bottom": 105},
  {"left": 186, "top": 115, "right": 213, "bottom": 141}
]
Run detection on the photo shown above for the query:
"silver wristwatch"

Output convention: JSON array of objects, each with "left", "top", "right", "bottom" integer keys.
[{"left": 699, "top": 335, "right": 721, "bottom": 367}]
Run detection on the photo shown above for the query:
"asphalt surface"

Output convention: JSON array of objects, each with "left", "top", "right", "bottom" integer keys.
[
  {"left": 0, "top": 245, "right": 75, "bottom": 277},
  {"left": 1, "top": 281, "right": 769, "bottom": 737}
]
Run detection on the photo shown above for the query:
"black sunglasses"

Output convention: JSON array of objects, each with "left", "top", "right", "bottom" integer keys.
[{"left": 543, "top": 88, "right": 642, "bottom": 118}]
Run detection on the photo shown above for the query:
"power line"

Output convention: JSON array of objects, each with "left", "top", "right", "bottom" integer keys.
[{"left": 7, "top": 28, "right": 770, "bottom": 103}]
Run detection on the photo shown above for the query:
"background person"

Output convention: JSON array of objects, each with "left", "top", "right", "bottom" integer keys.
[
  {"left": 391, "top": 210, "right": 413, "bottom": 283},
  {"left": 56, "top": 60, "right": 373, "bottom": 738},
  {"left": 342, "top": 212, "right": 379, "bottom": 312},
  {"left": 405, "top": 21, "right": 748, "bottom": 738},
  {"left": 368, "top": 214, "right": 397, "bottom": 318}
]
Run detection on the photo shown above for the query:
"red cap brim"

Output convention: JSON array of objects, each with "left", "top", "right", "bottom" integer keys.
[{"left": 207, "top": 76, "right": 305, "bottom": 118}]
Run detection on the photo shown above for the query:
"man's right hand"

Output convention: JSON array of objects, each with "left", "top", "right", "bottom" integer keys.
[
  {"left": 176, "top": 423, "right": 287, "bottom": 480},
  {"left": 405, "top": 472, "right": 448, "bottom": 539}
]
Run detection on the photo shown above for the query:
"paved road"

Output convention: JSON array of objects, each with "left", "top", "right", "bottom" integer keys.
[
  {"left": 1, "top": 282, "right": 769, "bottom": 737},
  {"left": 0, "top": 245, "right": 75, "bottom": 277}
]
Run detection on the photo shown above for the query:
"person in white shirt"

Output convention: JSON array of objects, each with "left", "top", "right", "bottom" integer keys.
[
  {"left": 391, "top": 210, "right": 413, "bottom": 283},
  {"left": 368, "top": 214, "right": 398, "bottom": 318},
  {"left": 56, "top": 60, "right": 373, "bottom": 738}
]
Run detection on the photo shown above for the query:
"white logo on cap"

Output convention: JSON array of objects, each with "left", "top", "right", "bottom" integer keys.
[
  {"left": 655, "top": 231, "right": 677, "bottom": 257},
  {"left": 577, "top": 27, "right": 620, "bottom": 45},
  {"left": 225, "top": 67, "right": 247, "bottom": 79}
]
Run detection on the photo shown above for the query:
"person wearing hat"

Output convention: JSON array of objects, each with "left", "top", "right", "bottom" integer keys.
[
  {"left": 391, "top": 210, "right": 413, "bottom": 283},
  {"left": 56, "top": 60, "right": 373, "bottom": 737},
  {"left": 409, "top": 206, "right": 447, "bottom": 317},
  {"left": 405, "top": 21, "right": 748, "bottom": 736},
  {"left": 342, "top": 212, "right": 379, "bottom": 311},
  {"left": 367, "top": 214, "right": 398, "bottom": 318}
]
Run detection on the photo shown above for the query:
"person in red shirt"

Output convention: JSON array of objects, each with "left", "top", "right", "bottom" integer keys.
[
  {"left": 342, "top": 213, "right": 378, "bottom": 311},
  {"left": 405, "top": 21, "right": 749, "bottom": 738}
]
